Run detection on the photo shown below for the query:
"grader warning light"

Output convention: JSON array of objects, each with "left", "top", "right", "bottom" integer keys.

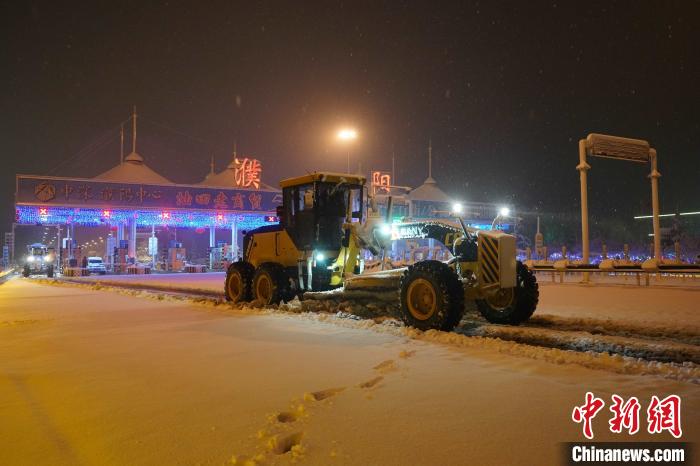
[{"left": 224, "top": 171, "right": 539, "bottom": 332}]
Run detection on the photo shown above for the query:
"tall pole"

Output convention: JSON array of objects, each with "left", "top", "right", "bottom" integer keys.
[
  {"left": 120, "top": 123, "right": 125, "bottom": 164},
  {"left": 577, "top": 139, "right": 591, "bottom": 275},
  {"left": 132, "top": 105, "right": 137, "bottom": 154},
  {"left": 649, "top": 148, "right": 662, "bottom": 261},
  {"left": 428, "top": 139, "right": 433, "bottom": 179}
]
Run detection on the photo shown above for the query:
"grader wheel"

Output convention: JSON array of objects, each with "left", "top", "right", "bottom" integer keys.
[
  {"left": 476, "top": 261, "right": 539, "bottom": 324},
  {"left": 252, "top": 263, "right": 290, "bottom": 305},
  {"left": 399, "top": 260, "right": 465, "bottom": 331},
  {"left": 225, "top": 261, "right": 254, "bottom": 303}
]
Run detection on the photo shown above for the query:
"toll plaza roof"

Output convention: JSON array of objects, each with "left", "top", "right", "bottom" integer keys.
[
  {"left": 407, "top": 176, "right": 451, "bottom": 203},
  {"left": 94, "top": 151, "right": 173, "bottom": 185},
  {"left": 279, "top": 172, "right": 367, "bottom": 188}
]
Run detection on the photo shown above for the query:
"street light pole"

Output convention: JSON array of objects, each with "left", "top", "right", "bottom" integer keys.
[{"left": 337, "top": 128, "right": 357, "bottom": 174}]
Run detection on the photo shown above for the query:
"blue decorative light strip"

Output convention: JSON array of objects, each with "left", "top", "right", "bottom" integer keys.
[{"left": 15, "top": 205, "right": 276, "bottom": 230}]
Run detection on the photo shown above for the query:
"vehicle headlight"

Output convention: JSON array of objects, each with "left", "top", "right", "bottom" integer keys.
[
  {"left": 44, "top": 255, "right": 51, "bottom": 261},
  {"left": 379, "top": 224, "right": 392, "bottom": 237},
  {"left": 27, "top": 256, "right": 35, "bottom": 262},
  {"left": 315, "top": 252, "right": 325, "bottom": 262}
]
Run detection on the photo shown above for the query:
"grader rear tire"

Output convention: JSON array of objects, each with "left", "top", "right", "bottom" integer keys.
[
  {"left": 225, "top": 261, "right": 254, "bottom": 303},
  {"left": 252, "top": 263, "right": 290, "bottom": 305},
  {"left": 476, "top": 261, "right": 539, "bottom": 324},
  {"left": 400, "top": 260, "right": 465, "bottom": 331}
]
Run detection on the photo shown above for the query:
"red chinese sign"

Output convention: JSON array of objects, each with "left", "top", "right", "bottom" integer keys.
[
  {"left": 234, "top": 158, "right": 262, "bottom": 189},
  {"left": 371, "top": 170, "right": 391, "bottom": 194},
  {"left": 572, "top": 392, "right": 682, "bottom": 439},
  {"left": 17, "top": 175, "right": 282, "bottom": 213}
]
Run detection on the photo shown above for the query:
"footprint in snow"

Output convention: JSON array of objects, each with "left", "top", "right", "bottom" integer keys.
[
  {"left": 373, "top": 359, "right": 397, "bottom": 373},
  {"left": 270, "top": 431, "right": 304, "bottom": 455},
  {"left": 305, "top": 387, "right": 346, "bottom": 401},
  {"left": 358, "top": 376, "right": 384, "bottom": 389},
  {"left": 276, "top": 411, "right": 297, "bottom": 423}
]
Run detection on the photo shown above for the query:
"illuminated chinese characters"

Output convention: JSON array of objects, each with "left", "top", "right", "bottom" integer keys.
[
  {"left": 18, "top": 176, "right": 278, "bottom": 216},
  {"left": 371, "top": 170, "right": 391, "bottom": 194},
  {"left": 234, "top": 158, "right": 262, "bottom": 189},
  {"left": 572, "top": 393, "right": 682, "bottom": 439}
]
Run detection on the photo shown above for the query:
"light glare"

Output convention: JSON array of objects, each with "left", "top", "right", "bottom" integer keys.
[{"left": 337, "top": 128, "right": 357, "bottom": 140}]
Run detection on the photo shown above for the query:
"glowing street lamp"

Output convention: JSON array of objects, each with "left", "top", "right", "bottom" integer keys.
[
  {"left": 337, "top": 128, "right": 358, "bottom": 173},
  {"left": 492, "top": 206, "right": 511, "bottom": 230}
]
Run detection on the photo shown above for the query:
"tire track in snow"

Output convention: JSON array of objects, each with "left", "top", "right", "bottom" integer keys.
[
  {"left": 526, "top": 315, "right": 699, "bottom": 346},
  {"left": 458, "top": 313, "right": 700, "bottom": 365}
]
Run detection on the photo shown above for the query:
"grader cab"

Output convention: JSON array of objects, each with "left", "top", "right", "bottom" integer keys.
[{"left": 225, "top": 172, "right": 538, "bottom": 331}]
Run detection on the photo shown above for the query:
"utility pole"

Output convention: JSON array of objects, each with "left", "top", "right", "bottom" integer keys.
[
  {"left": 132, "top": 105, "right": 137, "bottom": 154},
  {"left": 120, "top": 123, "right": 125, "bottom": 164},
  {"left": 428, "top": 139, "right": 433, "bottom": 179}
]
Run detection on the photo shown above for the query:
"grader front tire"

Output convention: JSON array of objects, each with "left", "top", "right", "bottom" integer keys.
[
  {"left": 400, "top": 260, "right": 465, "bottom": 331},
  {"left": 225, "top": 261, "right": 254, "bottom": 303},
  {"left": 476, "top": 261, "right": 539, "bottom": 324}
]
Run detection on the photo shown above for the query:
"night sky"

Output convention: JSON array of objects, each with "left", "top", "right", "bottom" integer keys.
[{"left": 2, "top": 1, "right": 699, "bottom": 236}]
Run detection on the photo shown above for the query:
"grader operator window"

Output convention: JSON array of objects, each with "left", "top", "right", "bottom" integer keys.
[{"left": 282, "top": 181, "right": 364, "bottom": 250}]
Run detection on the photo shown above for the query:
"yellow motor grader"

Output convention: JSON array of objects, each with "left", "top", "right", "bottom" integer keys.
[{"left": 224, "top": 172, "right": 538, "bottom": 331}]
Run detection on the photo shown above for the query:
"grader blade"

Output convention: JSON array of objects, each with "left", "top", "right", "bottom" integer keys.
[{"left": 301, "top": 269, "right": 404, "bottom": 318}]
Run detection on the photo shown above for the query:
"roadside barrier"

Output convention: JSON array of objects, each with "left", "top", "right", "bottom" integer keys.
[{"left": 525, "top": 260, "right": 700, "bottom": 286}]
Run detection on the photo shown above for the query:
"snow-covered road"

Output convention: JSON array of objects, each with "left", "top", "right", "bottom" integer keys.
[{"left": 1, "top": 278, "right": 697, "bottom": 465}]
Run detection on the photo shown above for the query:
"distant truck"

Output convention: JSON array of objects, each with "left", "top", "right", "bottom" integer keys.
[
  {"left": 22, "top": 243, "right": 54, "bottom": 278},
  {"left": 86, "top": 257, "right": 107, "bottom": 275}
]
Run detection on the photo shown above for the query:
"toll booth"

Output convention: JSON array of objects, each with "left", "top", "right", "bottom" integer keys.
[{"left": 168, "top": 241, "right": 186, "bottom": 271}]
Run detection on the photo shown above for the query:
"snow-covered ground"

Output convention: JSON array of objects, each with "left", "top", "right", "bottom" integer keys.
[
  {"left": 64, "top": 271, "right": 225, "bottom": 293},
  {"left": 1, "top": 277, "right": 698, "bottom": 465}
]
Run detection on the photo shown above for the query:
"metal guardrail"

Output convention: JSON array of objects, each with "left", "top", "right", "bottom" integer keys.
[{"left": 525, "top": 260, "right": 700, "bottom": 286}]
